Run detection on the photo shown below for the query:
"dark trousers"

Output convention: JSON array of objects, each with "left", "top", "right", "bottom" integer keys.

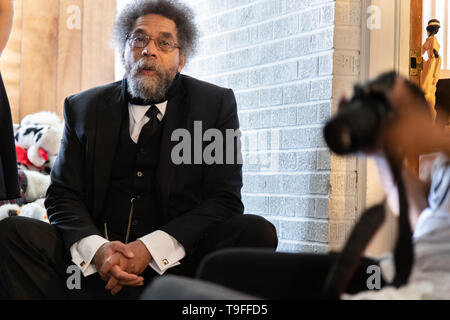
[
  {"left": 195, "top": 248, "right": 386, "bottom": 300},
  {"left": 0, "top": 214, "right": 277, "bottom": 300}
]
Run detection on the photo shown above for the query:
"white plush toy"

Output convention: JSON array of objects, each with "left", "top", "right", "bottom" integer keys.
[
  {"left": 21, "top": 111, "right": 63, "bottom": 129},
  {"left": 0, "top": 170, "right": 50, "bottom": 223},
  {"left": 23, "top": 170, "right": 51, "bottom": 202},
  {"left": 0, "top": 204, "right": 20, "bottom": 221},
  {"left": 14, "top": 111, "right": 63, "bottom": 172},
  {"left": 19, "top": 199, "right": 48, "bottom": 222},
  {"left": 0, "top": 201, "right": 48, "bottom": 223},
  {"left": 0, "top": 111, "right": 62, "bottom": 223}
]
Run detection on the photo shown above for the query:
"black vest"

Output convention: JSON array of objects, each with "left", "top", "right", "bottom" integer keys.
[{"left": 102, "top": 105, "right": 163, "bottom": 242}]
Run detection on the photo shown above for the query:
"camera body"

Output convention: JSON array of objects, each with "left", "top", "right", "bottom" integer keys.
[{"left": 323, "top": 71, "right": 398, "bottom": 155}]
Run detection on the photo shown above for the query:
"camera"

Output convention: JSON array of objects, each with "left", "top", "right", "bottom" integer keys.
[{"left": 323, "top": 71, "right": 398, "bottom": 155}]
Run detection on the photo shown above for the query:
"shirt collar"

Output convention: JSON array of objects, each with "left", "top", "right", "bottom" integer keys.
[{"left": 128, "top": 101, "right": 167, "bottom": 123}]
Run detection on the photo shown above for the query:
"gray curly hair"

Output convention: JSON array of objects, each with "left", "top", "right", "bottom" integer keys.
[{"left": 113, "top": 0, "right": 198, "bottom": 60}]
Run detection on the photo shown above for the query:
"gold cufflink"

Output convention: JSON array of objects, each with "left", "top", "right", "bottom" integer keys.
[
  {"left": 162, "top": 259, "right": 169, "bottom": 265},
  {"left": 80, "top": 261, "right": 86, "bottom": 267}
]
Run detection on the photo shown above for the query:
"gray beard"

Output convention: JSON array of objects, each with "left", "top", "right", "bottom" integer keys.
[{"left": 125, "top": 59, "right": 177, "bottom": 102}]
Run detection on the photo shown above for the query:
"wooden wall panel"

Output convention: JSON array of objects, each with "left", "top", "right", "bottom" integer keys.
[
  {"left": 21, "top": 0, "right": 59, "bottom": 118},
  {"left": 57, "top": 0, "right": 83, "bottom": 116},
  {"left": 81, "top": 0, "right": 116, "bottom": 91},
  {"left": 0, "top": 0, "right": 23, "bottom": 123},
  {"left": 1, "top": 0, "right": 117, "bottom": 122}
]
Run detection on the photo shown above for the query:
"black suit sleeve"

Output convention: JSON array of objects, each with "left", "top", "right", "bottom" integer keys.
[
  {"left": 160, "top": 88, "right": 244, "bottom": 255},
  {"left": 45, "top": 98, "right": 101, "bottom": 250}
]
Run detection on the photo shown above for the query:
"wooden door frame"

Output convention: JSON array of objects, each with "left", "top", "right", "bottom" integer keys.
[
  {"left": 409, "top": 0, "right": 423, "bottom": 174},
  {"left": 410, "top": 0, "right": 423, "bottom": 86}
]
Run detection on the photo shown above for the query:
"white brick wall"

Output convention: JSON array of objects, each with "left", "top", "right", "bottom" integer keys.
[
  {"left": 328, "top": 0, "right": 362, "bottom": 251},
  {"left": 182, "top": 0, "right": 360, "bottom": 254}
]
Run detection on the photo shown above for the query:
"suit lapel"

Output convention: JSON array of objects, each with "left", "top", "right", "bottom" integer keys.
[
  {"left": 157, "top": 84, "right": 187, "bottom": 216},
  {"left": 93, "top": 83, "right": 125, "bottom": 217}
]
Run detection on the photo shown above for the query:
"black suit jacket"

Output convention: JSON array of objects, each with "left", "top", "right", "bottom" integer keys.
[{"left": 45, "top": 75, "right": 244, "bottom": 255}]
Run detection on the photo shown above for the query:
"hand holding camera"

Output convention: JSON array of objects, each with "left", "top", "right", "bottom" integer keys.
[
  {"left": 324, "top": 71, "right": 448, "bottom": 162},
  {"left": 386, "top": 78, "right": 450, "bottom": 159}
]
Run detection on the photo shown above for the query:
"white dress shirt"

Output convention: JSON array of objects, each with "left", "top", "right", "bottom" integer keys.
[
  {"left": 70, "top": 101, "right": 186, "bottom": 277},
  {"left": 344, "top": 153, "right": 450, "bottom": 300}
]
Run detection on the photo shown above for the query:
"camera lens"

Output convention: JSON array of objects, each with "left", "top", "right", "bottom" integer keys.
[
  {"left": 324, "top": 120, "right": 353, "bottom": 155},
  {"left": 324, "top": 99, "right": 387, "bottom": 155},
  {"left": 323, "top": 71, "right": 398, "bottom": 155}
]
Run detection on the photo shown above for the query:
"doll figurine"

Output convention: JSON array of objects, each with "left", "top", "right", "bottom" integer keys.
[{"left": 421, "top": 19, "right": 441, "bottom": 120}]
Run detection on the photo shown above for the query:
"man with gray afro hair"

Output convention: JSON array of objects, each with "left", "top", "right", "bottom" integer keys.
[
  {"left": 113, "top": 0, "right": 198, "bottom": 60},
  {"left": 0, "top": 0, "right": 277, "bottom": 300}
]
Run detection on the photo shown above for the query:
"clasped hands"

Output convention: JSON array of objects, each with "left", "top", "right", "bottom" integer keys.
[{"left": 92, "top": 240, "right": 152, "bottom": 295}]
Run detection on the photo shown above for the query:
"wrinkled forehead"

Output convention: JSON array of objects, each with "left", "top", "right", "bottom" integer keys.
[{"left": 132, "top": 14, "right": 178, "bottom": 40}]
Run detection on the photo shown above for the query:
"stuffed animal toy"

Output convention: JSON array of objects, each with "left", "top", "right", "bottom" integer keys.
[
  {"left": 14, "top": 111, "right": 63, "bottom": 173},
  {"left": 21, "top": 111, "right": 64, "bottom": 129},
  {"left": 22, "top": 169, "right": 51, "bottom": 202},
  {"left": 0, "top": 203, "right": 20, "bottom": 221},
  {"left": 0, "top": 169, "right": 50, "bottom": 223},
  {"left": 0, "top": 111, "right": 62, "bottom": 223},
  {"left": 19, "top": 199, "right": 48, "bottom": 222},
  {"left": 0, "top": 201, "right": 48, "bottom": 223}
]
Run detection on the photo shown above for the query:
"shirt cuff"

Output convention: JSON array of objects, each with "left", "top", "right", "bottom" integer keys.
[
  {"left": 378, "top": 252, "right": 395, "bottom": 283},
  {"left": 138, "top": 230, "right": 186, "bottom": 275},
  {"left": 70, "top": 235, "right": 109, "bottom": 277}
]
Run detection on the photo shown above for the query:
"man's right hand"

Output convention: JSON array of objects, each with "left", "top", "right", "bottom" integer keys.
[
  {"left": 92, "top": 241, "right": 143, "bottom": 288},
  {"left": 385, "top": 78, "right": 446, "bottom": 157}
]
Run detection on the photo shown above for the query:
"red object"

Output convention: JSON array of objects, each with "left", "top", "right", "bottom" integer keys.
[
  {"left": 38, "top": 147, "right": 48, "bottom": 161},
  {"left": 15, "top": 145, "right": 45, "bottom": 170},
  {"left": 15, "top": 145, "right": 32, "bottom": 167}
]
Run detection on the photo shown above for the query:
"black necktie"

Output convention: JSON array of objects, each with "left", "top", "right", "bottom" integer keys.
[{"left": 138, "top": 105, "right": 161, "bottom": 145}]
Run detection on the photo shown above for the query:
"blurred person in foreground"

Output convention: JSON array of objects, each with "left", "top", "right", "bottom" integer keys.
[
  {"left": 343, "top": 75, "right": 450, "bottom": 299},
  {"left": 142, "top": 74, "right": 450, "bottom": 300}
]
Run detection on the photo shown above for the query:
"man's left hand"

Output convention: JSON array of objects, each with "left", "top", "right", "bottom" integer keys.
[
  {"left": 102, "top": 240, "right": 152, "bottom": 295},
  {"left": 125, "top": 240, "right": 152, "bottom": 274}
]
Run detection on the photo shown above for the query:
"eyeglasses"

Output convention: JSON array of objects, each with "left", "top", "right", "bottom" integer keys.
[{"left": 126, "top": 32, "right": 181, "bottom": 53}]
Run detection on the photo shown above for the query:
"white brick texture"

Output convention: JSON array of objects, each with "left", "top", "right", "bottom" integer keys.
[{"left": 183, "top": 0, "right": 361, "bottom": 253}]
